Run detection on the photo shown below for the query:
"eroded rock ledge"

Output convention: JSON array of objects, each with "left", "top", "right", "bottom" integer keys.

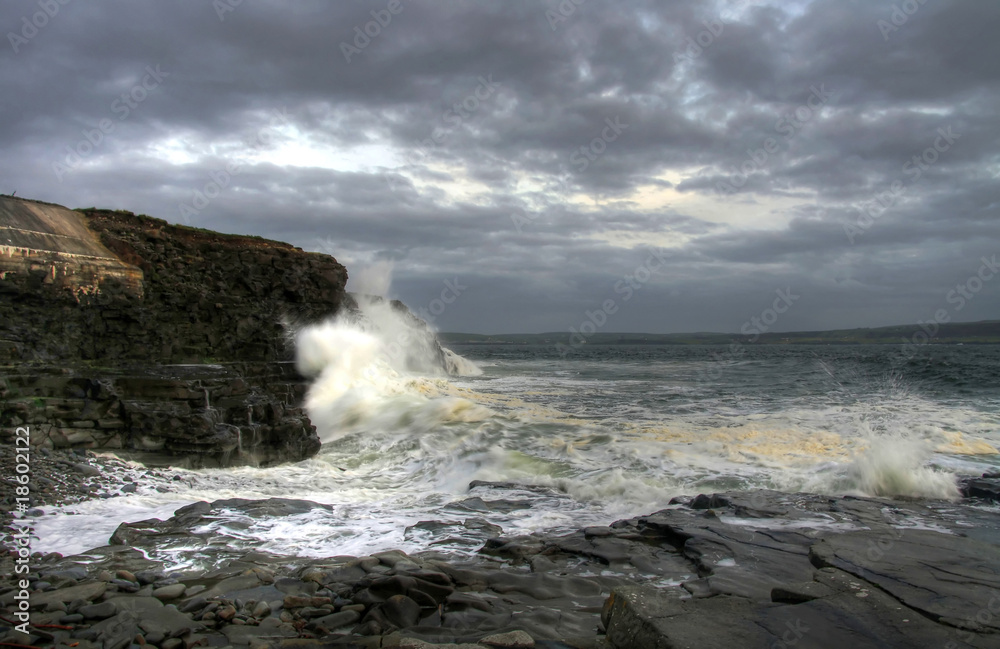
[{"left": 0, "top": 362, "right": 318, "bottom": 467}]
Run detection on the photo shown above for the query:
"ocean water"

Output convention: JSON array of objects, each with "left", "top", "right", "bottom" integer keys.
[{"left": 31, "top": 305, "right": 1000, "bottom": 568}]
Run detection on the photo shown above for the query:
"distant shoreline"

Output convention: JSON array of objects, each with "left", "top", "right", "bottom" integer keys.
[
  {"left": 439, "top": 319, "right": 1000, "bottom": 346},
  {"left": 444, "top": 340, "right": 997, "bottom": 345}
]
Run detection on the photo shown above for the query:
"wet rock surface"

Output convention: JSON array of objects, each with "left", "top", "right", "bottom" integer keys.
[
  {"left": 0, "top": 362, "right": 321, "bottom": 468},
  {"left": 2, "top": 481, "right": 999, "bottom": 648}
]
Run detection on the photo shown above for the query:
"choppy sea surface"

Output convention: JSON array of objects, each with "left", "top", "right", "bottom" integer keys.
[{"left": 32, "top": 310, "right": 1000, "bottom": 568}]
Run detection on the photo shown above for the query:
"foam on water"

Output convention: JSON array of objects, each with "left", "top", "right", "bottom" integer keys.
[
  {"left": 827, "top": 434, "right": 961, "bottom": 500},
  {"left": 295, "top": 299, "right": 487, "bottom": 444}
]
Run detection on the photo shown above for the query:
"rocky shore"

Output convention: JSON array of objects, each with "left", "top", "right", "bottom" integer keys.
[
  {"left": 0, "top": 452, "right": 143, "bottom": 546},
  {"left": 3, "top": 471, "right": 1000, "bottom": 648}
]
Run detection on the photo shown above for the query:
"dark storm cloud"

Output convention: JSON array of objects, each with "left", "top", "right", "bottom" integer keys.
[{"left": 2, "top": 0, "right": 998, "bottom": 333}]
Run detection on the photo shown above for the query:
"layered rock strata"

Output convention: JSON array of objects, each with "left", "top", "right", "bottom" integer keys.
[{"left": 1, "top": 196, "right": 348, "bottom": 466}]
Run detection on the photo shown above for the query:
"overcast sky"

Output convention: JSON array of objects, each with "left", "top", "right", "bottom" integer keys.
[{"left": 2, "top": 0, "right": 998, "bottom": 334}]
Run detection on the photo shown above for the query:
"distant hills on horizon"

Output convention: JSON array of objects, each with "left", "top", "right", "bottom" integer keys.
[{"left": 439, "top": 319, "right": 1000, "bottom": 346}]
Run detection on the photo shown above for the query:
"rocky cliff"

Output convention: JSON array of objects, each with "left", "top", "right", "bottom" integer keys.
[
  {"left": 1, "top": 198, "right": 347, "bottom": 364},
  {"left": 0, "top": 196, "right": 348, "bottom": 466}
]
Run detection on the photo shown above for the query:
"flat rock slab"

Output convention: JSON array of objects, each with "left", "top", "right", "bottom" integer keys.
[
  {"left": 189, "top": 572, "right": 264, "bottom": 600},
  {"left": 108, "top": 595, "right": 173, "bottom": 614},
  {"left": 94, "top": 596, "right": 204, "bottom": 640},
  {"left": 399, "top": 642, "right": 486, "bottom": 649},
  {"left": 222, "top": 623, "right": 298, "bottom": 644},
  {"left": 481, "top": 629, "right": 536, "bottom": 647},
  {"left": 810, "top": 529, "right": 1000, "bottom": 633},
  {"left": 29, "top": 581, "right": 106, "bottom": 607},
  {"left": 604, "top": 578, "right": 998, "bottom": 649},
  {"left": 78, "top": 600, "right": 117, "bottom": 619},
  {"left": 605, "top": 586, "right": 772, "bottom": 648},
  {"left": 487, "top": 572, "right": 603, "bottom": 600}
]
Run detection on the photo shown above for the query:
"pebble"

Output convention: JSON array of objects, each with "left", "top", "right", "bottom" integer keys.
[
  {"left": 111, "top": 578, "right": 140, "bottom": 592},
  {"left": 181, "top": 597, "right": 207, "bottom": 613},
  {"left": 274, "top": 577, "right": 317, "bottom": 596},
  {"left": 283, "top": 594, "right": 312, "bottom": 608},
  {"left": 393, "top": 559, "right": 422, "bottom": 572},
  {"left": 46, "top": 567, "right": 87, "bottom": 581},
  {"left": 309, "top": 609, "right": 360, "bottom": 631},
  {"left": 73, "top": 462, "right": 101, "bottom": 477},
  {"left": 380, "top": 594, "right": 421, "bottom": 628},
  {"left": 135, "top": 570, "right": 165, "bottom": 585},
  {"left": 79, "top": 601, "right": 118, "bottom": 619},
  {"left": 116, "top": 570, "right": 138, "bottom": 583},
  {"left": 153, "top": 577, "right": 179, "bottom": 587},
  {"left": 152, "top": 583, "right": 187, "bottom": 600},
  {"left": 251, "top": 600, "right": 271, "bottom": 618}
]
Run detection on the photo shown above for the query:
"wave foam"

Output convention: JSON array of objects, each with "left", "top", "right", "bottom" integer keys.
[
  {"left": 295, "top": 298, "right": 484, "bottom": 444},
  {"left": 838, "top": 436, "right": 960, "bottom": 500}
]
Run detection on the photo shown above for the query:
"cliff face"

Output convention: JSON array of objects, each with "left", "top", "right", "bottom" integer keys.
[
  {"left": 0, "top": 198, "right": 143, "bottom": 302},
  {"left": 0, "top": 363, "right": 320, "bottom": 468},
  {"left": 0, "top": 197, "right": 348, "bottom": 467},
  {"left": 0, "top": 199, "right": 347, "bottom": 364}
]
